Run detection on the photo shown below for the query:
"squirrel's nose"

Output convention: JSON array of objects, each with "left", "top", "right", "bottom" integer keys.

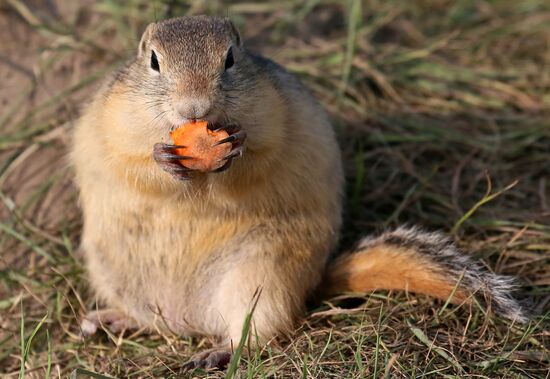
[{"left": 175, "top": 98, "right": 211, "bottom": 120}]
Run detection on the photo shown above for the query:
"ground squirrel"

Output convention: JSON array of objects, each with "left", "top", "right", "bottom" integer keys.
[{"left": 71, "top": 16, "right": 526, "bottom": 369}]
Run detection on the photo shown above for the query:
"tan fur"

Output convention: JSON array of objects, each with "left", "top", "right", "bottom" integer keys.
[{"left": 73, "top": 16, "right": 342, "bottom": 345}]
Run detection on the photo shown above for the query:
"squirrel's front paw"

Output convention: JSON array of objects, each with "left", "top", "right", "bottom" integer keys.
[
  {"left": 153, "top": 142, "right": 194, "bottom": 181},
  {"left": 154, "top": 124, "right": 246, "bottom": 180},
  {"left": 209, "top": 123, "right": 246, "bottom": 173}
]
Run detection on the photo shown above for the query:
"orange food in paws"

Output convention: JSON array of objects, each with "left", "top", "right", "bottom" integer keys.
[{"left": 169, "top": 121, "right": 231, "bottom": 172}]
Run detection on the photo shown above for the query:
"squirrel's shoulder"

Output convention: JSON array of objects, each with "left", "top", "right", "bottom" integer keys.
[
  {"left": 93, "top": 58, "right": 141, "bottom": 102},
  {"left": 246, "top": 51, "right": 312, "bottom": 98}
]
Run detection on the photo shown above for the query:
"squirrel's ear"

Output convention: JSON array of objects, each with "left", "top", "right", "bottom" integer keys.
[
  {"left": 228, "top": 20, "right": 242, "bottom": 47},
  {"left": 138, "top": 23, "right": 156, "bottom": 58}
]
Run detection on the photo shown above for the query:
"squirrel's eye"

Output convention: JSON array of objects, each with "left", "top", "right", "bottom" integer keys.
[
  {"left": 224, "top": 47, "right": 234, "bottom": 70},
  {"left": 150, "top": 50, "right": 160, "bottom": 72}
]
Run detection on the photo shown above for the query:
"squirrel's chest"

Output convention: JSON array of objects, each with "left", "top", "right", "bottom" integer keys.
[{"left": 89, "top": 201, "right": 241, "bottom": 270}]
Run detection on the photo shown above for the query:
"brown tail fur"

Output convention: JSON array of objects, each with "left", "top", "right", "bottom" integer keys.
[{"left": 322, "top": 227, "right": 527, "bottom": 322}]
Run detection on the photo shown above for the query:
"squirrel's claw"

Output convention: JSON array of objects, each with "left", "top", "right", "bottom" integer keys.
[
  {"left": 157, "top": 153, "right": 193, "bottom": 161},
  {"left": 153, "top": 142, "right": 192, "bottom": 181},
  {"left": 209, "top": 122, "right": 239, "bottom": 134},
  {"left": 213, "top": 158, "right": 233, "bottom": 173},
  {"left": 212, "top": 134, "right": 237, "bottom": 146},
  {"left": 212, "top": 130, "right": 246, "bottom": 147},
  {"left": 162, "top": 144, "right": 187, "bottom": 149},
  {"left": 212, "top": 126, "right": 245, "bottom": 173},
  {"left": 222, "top": 146, "right": 244, "bottom": 161},
  {"left": 212, "top": 146, "right": 242, "bottom": 173}
]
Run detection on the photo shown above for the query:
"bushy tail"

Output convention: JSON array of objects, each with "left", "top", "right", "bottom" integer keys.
[{"left": 323, "top": 227, "right": 527, "bottom": 322}]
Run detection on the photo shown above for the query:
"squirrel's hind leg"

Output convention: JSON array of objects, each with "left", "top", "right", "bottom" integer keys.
[
  {"left": 185, "top": 262, "right": 297, "bottom": 371},
  {"left": 184, "top": 234, "right": 322, "bottom": 371},
  {"left": 205, "top": 255, "right": 311, "bottom": 351}
]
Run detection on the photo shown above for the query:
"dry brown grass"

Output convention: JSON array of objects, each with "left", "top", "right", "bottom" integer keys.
[{"left": 0, "top": 0, "right": 548, "bottom": 378}]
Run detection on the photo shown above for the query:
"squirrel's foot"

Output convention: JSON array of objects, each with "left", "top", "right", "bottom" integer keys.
[
  {"left": 80, "top": 308, "right": 139, "bottom": 336},
  {"left": 153, "top": 142, "right": 193, "bottom": 181},
  {"left": 184, "top": 347, "right": 232, "bottom": 371}
]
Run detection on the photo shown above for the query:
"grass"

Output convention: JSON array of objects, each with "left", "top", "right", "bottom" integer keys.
[{"left": 0, "top": 0, "right": 549, "bottom": 377}]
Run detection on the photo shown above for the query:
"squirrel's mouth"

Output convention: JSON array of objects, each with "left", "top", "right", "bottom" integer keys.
[
  {"left": 167, "top": 117, "right": 239, "bottom": 135},
  {"left": 206, "top": 122, "right": 240, "bottom": 134},
  {"left": 166, "top": 114, "right": 230, "bottom": 132}
]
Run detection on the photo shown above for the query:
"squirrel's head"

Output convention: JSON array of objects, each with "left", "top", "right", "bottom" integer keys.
[{"left": 134, "top": 16, "right": 252, "bottom": 130}]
